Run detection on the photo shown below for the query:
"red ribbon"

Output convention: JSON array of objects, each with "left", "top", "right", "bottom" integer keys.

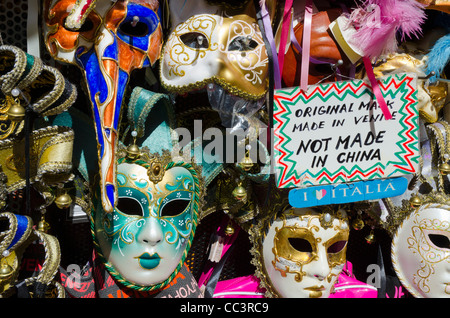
[{"left": 363, "top": 57, "right": 392, "bottom": 120}]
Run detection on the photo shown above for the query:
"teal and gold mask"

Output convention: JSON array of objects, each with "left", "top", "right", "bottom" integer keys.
[{"left": 92, "top": 149, "right": 203, "bottom": 291}]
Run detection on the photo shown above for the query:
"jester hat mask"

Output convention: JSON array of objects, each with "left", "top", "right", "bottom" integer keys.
[
  {"left": 89, "top": 87, "right": 223, "bottom": 291},
  {"left": 44, "top": 0, "right": 163, "bottom": 213}
]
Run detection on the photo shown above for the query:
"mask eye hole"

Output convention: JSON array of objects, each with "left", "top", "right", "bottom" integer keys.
[
  {"left": 119, "top": 19, "right": 149, "bottom": 37},
  {"left": 228, "top": 35, "right": 258, "bottom": 51},
  {"left": 160, "top": 199, "right": 191, "bottom": 218},
  {"left": 116, "top": 197, "right": 144, "bottom": 217},
  {"left": 180, "top": 32, "right": 209, "bottom": 49},
  {"left": 63, "top": 17, "right": 95, "bottom": 33},
  {"left": 428, "top": 233, "right": 450, "bottom": 250},
  {"left": 288, "top": 238, "right": 313, "bottom": 253},
  {"left": 327, "top": 240, "right": 347, "bottom": 254}
]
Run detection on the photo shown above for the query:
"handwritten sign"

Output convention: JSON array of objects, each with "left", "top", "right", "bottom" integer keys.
[
  {"left": 274, "top": 73, "right": 419, "bottom": 188},
  {"left": 288, "top": 177, "right": 408, "bottom": 208}
]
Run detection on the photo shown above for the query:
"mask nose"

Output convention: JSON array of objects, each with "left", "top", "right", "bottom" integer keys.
[
  {"left": 309, "top": 249, "right": 331, "bottom": 281},
  {"left": 137, "top": 217, "right": 164, "bottom": 246},
  {"left": 76, "top": 27, "right": 127, "bottom": 213}
]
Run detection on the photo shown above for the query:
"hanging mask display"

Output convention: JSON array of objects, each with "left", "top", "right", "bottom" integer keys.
[
  {"left": 250, "top": 200, "right": 350, "bottom": 298},
  {"left": 416, "top": 0, "right": 450, "bottom": 14},
  {"left": 338, "top": 0, "right": 426, "bottom": 61},
  {"left": 43, "top": 0, "right": 163, "bottom": 213}
]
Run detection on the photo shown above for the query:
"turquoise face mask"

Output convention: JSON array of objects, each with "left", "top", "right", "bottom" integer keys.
[{"left": 92, "top": 154, "right": 202, "bottom": 291}]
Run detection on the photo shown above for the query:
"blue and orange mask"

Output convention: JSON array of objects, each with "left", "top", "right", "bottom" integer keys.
[{"left": 43, "top": 0, "right": 163, "bottom": 212}]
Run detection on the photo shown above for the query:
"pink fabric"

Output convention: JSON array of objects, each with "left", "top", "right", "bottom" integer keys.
[
  {"left": 213, "top": 275, "right": 265, "bottom": 298},
  {"left": 197, "top": 218, "right": 240, "bottom": 288},
  {"left": 363, "top": 57, "right": 392, "bottom": 120},
  {"left": 212, "top": 262, "right": 377, "bottom": 298},
  {"left": 300, "top": 0, "right": 313, "bottom": 92}
]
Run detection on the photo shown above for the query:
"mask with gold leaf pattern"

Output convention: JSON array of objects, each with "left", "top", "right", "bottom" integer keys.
[
  {"left": 251, "top": 206, "right": 349, "bottom": 298},
  {"left": 89, "top": 86, "right": 223, "bottom": 291},
  {"left": 160, "top": 0, "right": 268, "bottom": 101},
  {"left": 390, "top": 197, "right": 450, "bottom": 298},
  {"left": 92, "top": 147, "right": 203, "bottom": 290}
]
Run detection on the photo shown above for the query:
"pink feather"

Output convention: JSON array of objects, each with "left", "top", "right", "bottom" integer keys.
[{"left": 348, "top": 0, "right": 426, "bottom": 60}]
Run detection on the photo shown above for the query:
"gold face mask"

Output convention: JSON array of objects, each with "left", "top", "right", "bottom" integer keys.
[
  {"left": 273, "top": 224, "right": 349, "bottom": 269},
  {"left": 252, "top": 207, "right": 349, "bottom": 298},
  {"left": 372, "top": 53, "right": 448, "bottom": 123},
  {"left": 160, "top": 0, "right": 268, "bottom": 100},
  {"left": 272, "top": 210, "right": 349, "bottom": 276}
]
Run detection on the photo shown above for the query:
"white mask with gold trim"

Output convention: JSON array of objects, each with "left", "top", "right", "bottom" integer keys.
[
  {"left": 252, "top": 207, "right": 349, "bottom": 298},
  {"left": 391, "top": 202, "right": 450, "bottom": 298},
  {"left": 160, "top": 0, "right": 268, "bottom": 101}
]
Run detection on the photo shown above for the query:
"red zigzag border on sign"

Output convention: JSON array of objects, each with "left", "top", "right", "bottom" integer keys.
[{"left": 273, "top": 76, "right": 417, "bottom": 187}]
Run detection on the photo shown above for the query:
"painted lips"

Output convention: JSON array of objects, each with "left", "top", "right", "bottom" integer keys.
[
  {"left": 136, "top": 253, "right": 161, "bottom": 270},
  {"left": 304, "top": 285, "right": 326, "bottom": 298}
]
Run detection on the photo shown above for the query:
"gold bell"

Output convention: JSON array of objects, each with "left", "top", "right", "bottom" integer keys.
[
  {"left": 439, "top": 162, "right": 450, "bottom": 175},
  {"left": 239, "top": 156, "right": 254, "bottom": 171},
  {"left": 352, "top": 218, "right": 365, "bottom": 231},
  {"left": 55, "top": 193, "right": 72, "bottom": 209},
  {"left": 127, "top": 131, "right": 140, "bottom": 160},
  {"left": 7, "top": 100, "right": 26, "bottom": 122},
  {"left": 409, "top": 195, "right": 422, "bottom": 208},
  {"left": 232, "top": 182, "right": 247, "bottom": 201},
  {"left": 37, "top": 217, "right": 50, "bottom": 233},
  {"left": 126, "top": 144, "right": 140, "bottom": 160},
  {"left": 0, "top": 263, "right": 14, "bottom": 279},
  {"left": 225, "top": 223, "right": 235, "bottom": 236},
  {"left": 365, "top": 230, "right": 375, "bottom": 244}
]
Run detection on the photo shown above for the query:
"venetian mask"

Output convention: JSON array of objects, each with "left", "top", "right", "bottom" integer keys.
[
  {"left": 391, "top": 202, "right": 450, "bottom": 298},
  {"left": 160, "top": 0, "right": 268, "bottom": 101},
  {"left": 92, "top": 149, "right": 203, "bottom": 290},
  {"left": 44, "top": 0, "right": 163, "bottom": 212},
  {"left": 252, "top": 206, "right": 349, "bottom": 298},
  {"left": 372, "top": 53, "right": 448, "bottom": 123}
]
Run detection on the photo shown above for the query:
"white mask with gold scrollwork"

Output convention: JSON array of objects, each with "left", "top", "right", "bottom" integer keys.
[
  {"left": 252, "top": 207, "right": 349, "bottom": 298},
  {"left": 391, "top": 202, "right": 450, "bottom": 298},
  {"left": 160, "top": 0, "right": 268, "bottom": 100}
]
